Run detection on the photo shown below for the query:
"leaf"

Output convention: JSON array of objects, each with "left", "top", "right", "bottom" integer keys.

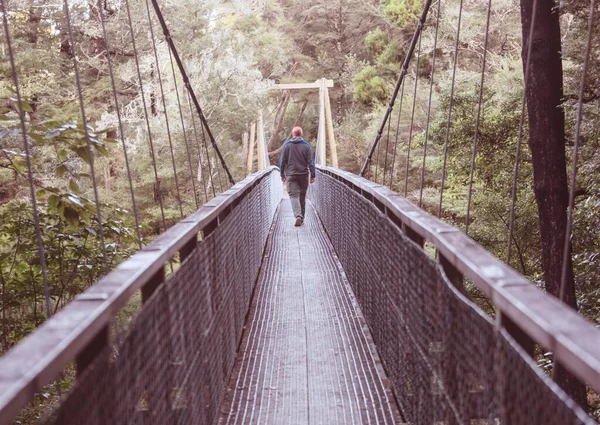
[
  {"left": 94, "top": 144, "right": 109, "bottom": 157},
  {"left": 13, "top": 158, "right": 26, "bottom": 174},
  {"left": 63, "top": 207, "right": 79, "bottom": 227},
  {"left": 36, "top": 189, "right": 46, "bottom": 198},
  {"left": 79, "top": 173, "right": 91, "bottom": 179},
  {"left": 57, "top": 165, "right": 68, "bottom": 177},
  {"left": 48, "top": 194, "right": 60, "bottom": 210},
  {"left": 45, "top": 129, "right": 61, "bottom": 139},
  {"left": 69, "top": 180, "right": 80, "bottom": 193},
  {"left": 58, "top": 149, "right": 68, "bottom": 161},
  {"left": 67, "top": 194, "right": 84, "bottom": 207},
  {"left": 104, "top": 138, "right": 118, "bottom": 144},
  {"left": 28, "top": 132, "right": 45, "bottom": 143},
  {"left": 20, "top": 101, "right": 33, "bottom": 113},
  {"left": 74, "top": 147, "right": 90, "bottom": 164}
]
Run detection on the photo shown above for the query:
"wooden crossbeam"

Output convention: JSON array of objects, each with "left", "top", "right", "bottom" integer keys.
[{"left": 270, "top": 79, "right": 334, "bottom": 90}]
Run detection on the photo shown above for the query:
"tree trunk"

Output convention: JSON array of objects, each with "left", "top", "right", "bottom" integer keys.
[
  {"left": 269, "top": 99, "right": 308, "bottom": 157},
  {"left": 27, "top": 0, "right": 44, "bottom": 44},
  {"left": 267, "top": 91, "right": 291, "bottom": 150},
  {"left": 519, "top": 0, "right": 587, "bottom": 409}
]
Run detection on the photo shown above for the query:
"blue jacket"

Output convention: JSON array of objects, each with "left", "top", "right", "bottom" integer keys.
[{"left": 278, "top": 137, "right": 316, "bottom": 178}]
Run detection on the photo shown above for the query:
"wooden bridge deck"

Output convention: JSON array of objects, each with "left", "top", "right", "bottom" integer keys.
[{"left": 218, "top": 198, "right": 402, "bottom": 425}]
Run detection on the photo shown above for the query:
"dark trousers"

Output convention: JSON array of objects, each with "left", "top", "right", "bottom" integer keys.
[{"left": 287, "top": 174, "right": 309, "bottom": 218}]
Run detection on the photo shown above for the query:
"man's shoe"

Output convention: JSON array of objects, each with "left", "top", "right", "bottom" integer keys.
[{"left": 295, "top": 217, "right": 302, "bottom": 227}]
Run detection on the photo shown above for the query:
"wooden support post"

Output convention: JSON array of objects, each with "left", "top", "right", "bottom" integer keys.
[
  {"left": 438, "top": 251, "right": 466, "bottom": 295},
  {"left": 142, "top": 268, "right": 165, "bottom": 304},
  {"left": 324, "top": 86, "right": 338, "bottom": 168},
  {"left": 316, "top": 79, "right": 327, "bottom": 165},
  {"left": 242, "top": 131, "right": 249, "bottom": 168},
  {"left": 497, "top": 312, "right": 535, "bottom": 356},
  {"left": 76, "top": 325, "right": 109, "bottom": 376},
  {"left": 257, "top": 112, "right": 268, "bottom": 170},
  {"left": 247, "top": 121, "right": 256, "bottom": 173}
]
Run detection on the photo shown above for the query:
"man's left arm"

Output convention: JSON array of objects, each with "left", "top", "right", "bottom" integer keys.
[
  {"left": 279, "top": 143, "right": 288, "bottom": 182},
  {"left": 306, "top": 144, "right": 316, "bottom": 183}
]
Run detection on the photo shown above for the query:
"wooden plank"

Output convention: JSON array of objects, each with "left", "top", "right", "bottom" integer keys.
[
  {"left": 316, "top": 164, "right": 600, "bottom": 394},
  {"left": 0, "top": 166, "right": 280, "bottom": 425},
  {"left": 247, "top": 121, "right": 256, "bottom": 173},
  {"left": 257, "top": 112, "right": 267, "bottom": 170},
  {"left": 323, "top": 87, "right": 338, "bottom": 168},
  {"left": 270, "top": 79, "right": 334, "bottom": 90}
]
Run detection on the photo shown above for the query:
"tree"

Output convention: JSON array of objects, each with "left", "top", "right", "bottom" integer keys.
[{"left": 519, "top": 0, "right": 586, "bottom": 408}]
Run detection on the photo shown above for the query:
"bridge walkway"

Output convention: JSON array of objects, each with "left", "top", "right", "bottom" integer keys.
[{"left": 218, "top": 198, "right": 401, "bottom": 425}]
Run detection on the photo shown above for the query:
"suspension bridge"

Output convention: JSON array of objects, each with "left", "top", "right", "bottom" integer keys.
[{"left": 0, "top": 0, "right": 599, "bottom": 424}]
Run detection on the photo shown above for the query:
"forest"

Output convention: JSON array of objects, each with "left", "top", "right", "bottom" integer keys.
[{"left": 0, "top": 0, "right": 599, "bottom": 421}]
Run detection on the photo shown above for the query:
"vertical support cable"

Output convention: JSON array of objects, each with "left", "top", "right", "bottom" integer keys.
[
  {"left": 97, "top": 0, "right": 142, "bottom": 248},
  {"left": 381, "top": 107, "right": 393, "bottom": 185},
  {"left": 404, "top": 33, "right": 423, "bottom": 197},
  {"left": 438, "top": 0, "right": 465, "bottom": 218},
  {"left": 186, "top": 89, "right": 209, "bottom": 203},
  {"left": 360, "top": 0, "right": 433, "bottom": 177},
  {"left": 200, "top": 119, "right": 217, "bottom": 196},
  {"left": 419, "top": 0, "right": 441, "bottom": 207},
  {"left": 389, "top": 79, "right": 406, "bottom": 190},
  {"left": 0, "top": 0, "right": 51, "bottom": 318},
  {"left": 149, "top": 0, "right": 235, "bottom": 187},
  {"left": 507, "top": 0, "right": 539, "bottom": 264},
  {"left": 559, "top": 0, "right": 596, "bottom": 302},
  {"left": 62, "top": 0, "right": 109, "bottom": 274},
  {"left": 123, "top": 0, "right": 168, "bottom": 234},
  {"left": 144, "top": 0, "right": 184, "bottom": 218},
  {"left": 465, "top": 0, "right": 493, "bottom": 235},
  {"left": 167, "top": 47, "right": 200, "bottom": 209}
]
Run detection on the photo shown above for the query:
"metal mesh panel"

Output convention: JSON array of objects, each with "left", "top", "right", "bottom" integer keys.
[
  {"left": 46, "top": 172, "right": 281, "bottom": 425},
  {"left": 309, "top": 171, "right": 593, "bottom": 425}
]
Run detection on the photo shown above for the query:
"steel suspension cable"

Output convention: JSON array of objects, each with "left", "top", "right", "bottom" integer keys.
[
  {"left": 388, "top": 79, "right": 406, "bottom": 189},
  {"left": 150, "top": 0, "right": 235, "bottom": 187},
  {"left": 123, "top": 0, "right": 168, "bottom": 235},
  {"left": 381, "top": 105, "right": 393, "bottom": 185},
  {"left": 200, "top": 118, "right": 217, "bottom": 197},
  {"left": 465, "top": 0, "right": 493, "bottom": 235},
  {"left": 167, "top": 46, "right": 200, "bottom": 210},
  {"left": 62, "top": 0, "right": 109, "bottom": 274},
  {"left": 1, "top": 0, "right": 51, "bottom": 319},
  {"left": 215, "top": 149, "right": 224, "bottom": 192},
  {"left": 375, "top": 122, "right": 382, "bottom": 183},
  {"left": 144, "top": 0, "right": 184, "bottom": 218},
  {"left": 404, "top": 32, "right": 423, "bottom": 197},
  {"left": 438, "top": 0, "right": 464, "bottom": 218},
  {"left": 97, "top": 0, "right": 142, "bottom": 249},
  {"left": 506, "top": 0, "right": 539, "bottom": 264},
  {"left": 186, "top": 89, "right": 209, "bottom": 202},
  {"left": 559, "top": 0, "right": 596, "bottom": 302},
  {"left": 419, "top": 0, "right": 441, "bottom": 208},
  {"left": 359, "top": 0, "right": 433, "bottom": 177}
]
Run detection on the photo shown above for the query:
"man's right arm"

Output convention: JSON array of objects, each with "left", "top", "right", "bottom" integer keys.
[
  {"left": 305, "top": 144, "right": 316, "bottom": 181},
  {"left": 278, "top": 143, "right": 288, "bottom": 180}
]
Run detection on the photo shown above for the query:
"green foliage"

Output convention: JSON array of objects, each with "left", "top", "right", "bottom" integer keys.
[
  {"left": 353, "top": 66, "right": 389, "bottom": 106},
  {"left": 365, "top": 29, "right": 388, "bottom": 58},
  {"left": 382, "top": 0, "right": 424, "bottom": 27}
]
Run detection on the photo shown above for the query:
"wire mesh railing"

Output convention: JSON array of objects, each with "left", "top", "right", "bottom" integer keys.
[
  {"left": 0, "top": 167, "right": 280, "bottom": 425},
  {"left": 310, "top": 165, "right": 599, "bottom": 424}
]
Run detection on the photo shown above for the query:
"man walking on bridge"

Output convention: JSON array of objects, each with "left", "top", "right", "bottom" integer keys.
[{"left": 279, "top": 126, "right": 316, "bottom": 227}]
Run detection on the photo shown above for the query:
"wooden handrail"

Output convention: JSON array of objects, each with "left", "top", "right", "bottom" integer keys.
[
  {"left": 0, "top": 167, "right": 279, "bottom": 425},
  {"left": 316, "top": 165, "right": 600, "bottom": 394}
]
